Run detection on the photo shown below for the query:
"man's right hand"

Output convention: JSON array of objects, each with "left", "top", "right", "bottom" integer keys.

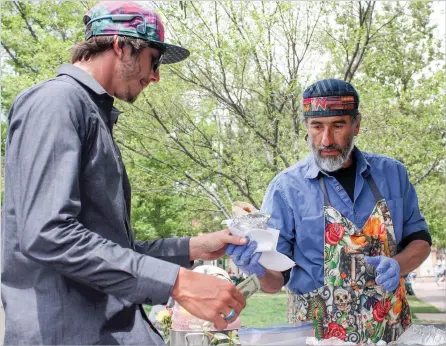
[{"left": 171, "top": 268, "right": 247, "bottom": 330}]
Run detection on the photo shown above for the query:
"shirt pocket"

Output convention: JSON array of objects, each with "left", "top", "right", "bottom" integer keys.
[
  {"left": 385, "top": 198, "right": 403, "bottom": 244},
  {"left": 298, "top": 213, "right": 325, "bottom": 286},
  {"left": 299, "top": 214, "right": 325, "bottom": 256}
]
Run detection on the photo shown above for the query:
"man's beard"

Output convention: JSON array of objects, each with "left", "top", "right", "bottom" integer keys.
[
  {"left": 117, "top": 57, "right": 141, "bottom": 103},
  {"left": 309, "top": 135, "right": 355, "bottom": 172}
]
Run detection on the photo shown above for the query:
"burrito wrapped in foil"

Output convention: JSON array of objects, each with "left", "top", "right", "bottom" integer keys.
[{"left": 224, "top": 202, "right": 295, "bottom": 271}]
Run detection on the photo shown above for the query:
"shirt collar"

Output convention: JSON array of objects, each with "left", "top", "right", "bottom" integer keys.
[
  {"left": 57, "top": 64, "right": 110, "bottom": 96},
  {"left": 354, "top": 146, "right": 371, "bottom": 176},
  {"left": 57, "top": 64, "right": 121, "bottom": 125},
  {"left": 304, "top": 146, "right": 371, "bottom": 179}
]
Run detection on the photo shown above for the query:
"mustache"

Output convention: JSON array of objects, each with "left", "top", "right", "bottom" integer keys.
[{"left": 318, "top": 145, "right": 343, "bottom": 151}]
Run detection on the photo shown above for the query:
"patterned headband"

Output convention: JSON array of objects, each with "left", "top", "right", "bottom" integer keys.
[{"left": 303, "top": 96, "right": 356, "bottom": 113}]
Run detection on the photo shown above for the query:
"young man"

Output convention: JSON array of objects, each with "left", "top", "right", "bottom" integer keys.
[
  {"left": 2, "top": 2, "right": 246, "bottom": 344},
  {"left": 227, "top": 79, "right": 431, "bottom": 343}
]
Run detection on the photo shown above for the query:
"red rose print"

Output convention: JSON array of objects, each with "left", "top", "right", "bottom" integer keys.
[
  {"left": 341, "top": 273, "right": 347, "bottom": 279},
  {"left": 325, "top": 223, "right": 345, "bottom": 246},
  {"left": 324, "top": 322, "right": 347, "bottom": 340},
  {"left": 373, "top": 299, "right": 391, "bottom": 322}
]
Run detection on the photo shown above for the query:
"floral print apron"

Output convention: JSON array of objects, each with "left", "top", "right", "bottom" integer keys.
[{"left": 287, "top": 174, "right": 411, "bottom": 344}]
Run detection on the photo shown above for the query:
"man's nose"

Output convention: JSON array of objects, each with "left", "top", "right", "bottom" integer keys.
[{"left": 321, "top": 127, "right": 334, "bottom": 147}]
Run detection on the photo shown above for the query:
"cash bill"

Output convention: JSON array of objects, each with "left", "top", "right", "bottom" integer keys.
[{"left": 236, "top": 274, "right": 261, "bottom": 299}]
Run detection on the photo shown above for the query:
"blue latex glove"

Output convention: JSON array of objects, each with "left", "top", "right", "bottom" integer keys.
[
  {"left": 226, "top": 239, "right": 266, "bottom": 278},
  {"left": 365, "top": 255, "right": 400, "bottom": 292}
]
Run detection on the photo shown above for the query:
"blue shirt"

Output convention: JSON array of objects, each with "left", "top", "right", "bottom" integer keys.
[{"left": 261, "top": 147, "right": 429, "bottom": 295}]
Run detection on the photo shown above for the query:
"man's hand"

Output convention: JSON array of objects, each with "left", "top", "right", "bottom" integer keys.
[
  {"left": 189, "top": 230, "right": 247, "bottom": 261},
  {"left": 365, "top": 255, "right": 400, "bottom": 291},
  {"left": 226, "top": 240, "right": 266, "bottom": 278},
  {"left": 171, "top": 268, "right": 247, "bottom": 330}
]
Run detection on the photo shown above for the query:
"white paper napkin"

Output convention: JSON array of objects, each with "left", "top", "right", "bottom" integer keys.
[{"left": 226, "top": 219, "right": 295, "bottom": 271}]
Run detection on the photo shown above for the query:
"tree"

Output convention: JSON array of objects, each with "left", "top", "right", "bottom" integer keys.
[
  {"left": 1, "top": 1, "right": 444, "bottom": 245},
  {"left": 115, "top": 1, "right": 327, "bottom": 236},
  {"left": 320, "top": 1, "right": 445, "bottom": 245}
]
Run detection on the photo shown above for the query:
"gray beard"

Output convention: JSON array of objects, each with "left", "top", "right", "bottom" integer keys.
[{"left": 310, "top": 136, "right": 355, "bottom": 172}]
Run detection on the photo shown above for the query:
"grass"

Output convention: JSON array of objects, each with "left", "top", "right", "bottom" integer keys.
[
  {"left": 144, "top": 292, "right": 442, "bottom": 327},
  {"left": 241, "top": 293, "right": 443, "bottom": 326},
  {"left": 407, "top": 295, "right": 443, "bottom": 323},
  {"left": 239, "top": 292, "right": 288, "bottom": 327},
  {"left": 407, "top": 296, "right": 442, "bottom": 314},
  {"left": 143, "top": 291, "right": 288, "bottom": 328}
]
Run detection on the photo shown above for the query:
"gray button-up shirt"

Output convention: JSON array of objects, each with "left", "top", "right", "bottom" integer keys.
[{"left": 2, "top": 64, "right": 192, "bottom": 345}]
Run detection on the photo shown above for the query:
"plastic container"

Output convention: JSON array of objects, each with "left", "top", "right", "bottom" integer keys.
[{"left": 238, "top": 322, "right": 314, "bottom": 345}]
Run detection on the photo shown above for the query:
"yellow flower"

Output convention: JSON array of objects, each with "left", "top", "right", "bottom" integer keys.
[{"left": 156, "top": 310, "right": 171, "bottom": 323}]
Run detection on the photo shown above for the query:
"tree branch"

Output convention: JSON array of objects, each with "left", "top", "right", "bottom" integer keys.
[
  {"left": 13, "top": 1, "right": 39, "bottom": 41},
  {"left": 413, "top": 160, "right": 439, "bottom": 185},
  {"left": 1, "top": 42, "right": 38, "bottom": 73}
]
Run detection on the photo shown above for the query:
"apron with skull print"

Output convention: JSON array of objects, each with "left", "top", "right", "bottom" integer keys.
[{"left": 287, "top": 174, "right": 412, "bottom": 344}]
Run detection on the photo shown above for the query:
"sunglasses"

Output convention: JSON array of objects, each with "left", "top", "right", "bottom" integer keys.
[
  {"left": 86, "top": 14, "right": 165, "bottom": 72},
  {"left": 150, "top": 51, "right": 164, "bottom": 73}
]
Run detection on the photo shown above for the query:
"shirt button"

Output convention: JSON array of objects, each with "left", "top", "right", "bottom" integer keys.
[{"left": 335, "top": 185, "right": 341, "bottom": 191}]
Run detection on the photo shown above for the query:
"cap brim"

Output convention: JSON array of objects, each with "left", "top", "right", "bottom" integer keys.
[
  {"left": 304, "top": 110, "right": 358, "bottom": 118},
  {"left": 161, "top": 43, "right": 190, "bottom": 64}
]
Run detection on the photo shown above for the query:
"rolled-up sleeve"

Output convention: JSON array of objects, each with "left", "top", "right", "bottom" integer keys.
[
  {"left": 400, "top": 165, "right": 429, "bottom": 240},
  {"left": 7, "top": 81, "right": 179, "bottom": 305},
  {"left": 261, "top": 178, "right": 295, "bottom": 259}
]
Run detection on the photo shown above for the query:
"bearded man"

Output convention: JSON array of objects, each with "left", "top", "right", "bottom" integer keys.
[{"left": 226, "top": 79, "right": 431, "bottom": 343}]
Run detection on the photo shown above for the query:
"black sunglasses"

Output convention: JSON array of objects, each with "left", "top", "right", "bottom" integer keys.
[{"left": 150, "top": 53, "right": 164, "bottom": 73}]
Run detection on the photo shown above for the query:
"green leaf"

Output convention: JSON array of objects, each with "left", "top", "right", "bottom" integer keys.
[
  {"left": 334, "top": 277, "right": 344, "bottom": 286},
  {"left": 212, "top": 333, "right": 230, "bottom": 341},
  {"left": 327, "top": 276, "right": 337, "bottom": 286},
  {"left": 328, "top": 260, "right": 338, "bottom": 270}
]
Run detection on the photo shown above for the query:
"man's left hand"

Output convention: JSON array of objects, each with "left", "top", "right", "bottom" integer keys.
[
  {"left": 189, "top": 230, "right": 248, "bottom": 261},
  {"left": 365, "top": 255, "right": 401, "bottom": 291}
]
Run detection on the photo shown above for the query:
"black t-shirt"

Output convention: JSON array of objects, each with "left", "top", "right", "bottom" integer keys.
[{"left": 327, "top": 158, "right": 357, "bottom": 202}]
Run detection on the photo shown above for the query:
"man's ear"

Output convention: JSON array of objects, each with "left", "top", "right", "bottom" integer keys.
[
  {"left": 112, "top": 35, "right": 123, "bottom": 58},
  {"left": 354, "top": 115, "right": 361, "bottom": 136}
]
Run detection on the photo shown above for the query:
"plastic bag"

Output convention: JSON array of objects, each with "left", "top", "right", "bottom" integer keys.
[
  {"left": 393, "top": 324, "right": 446, "bottom": 346},
  {"left": 305, "top": 337, "right": 359, "bottom": 345},
  {"left": 238, "top": 322, "right": 314, "bottom": 345},
  {"left": 304, "top": 324, "right": 446, "bottom": 346}
]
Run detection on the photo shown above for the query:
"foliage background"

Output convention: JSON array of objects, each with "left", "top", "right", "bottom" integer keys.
[{"left": 1, "top": 1, "right": 445, "bottom": 246}]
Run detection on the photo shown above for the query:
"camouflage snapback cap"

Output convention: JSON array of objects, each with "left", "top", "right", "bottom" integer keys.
[{"left": 84, "top": 1, "right": 190, "bottom": 64}]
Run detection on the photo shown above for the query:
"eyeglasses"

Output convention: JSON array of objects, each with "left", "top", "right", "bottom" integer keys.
[
  {"left": 151, "top": 53, "right": 164, "bottom": 73},
  {"left": 86, "top": 14, "right": 165, "bottom": 73}
]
